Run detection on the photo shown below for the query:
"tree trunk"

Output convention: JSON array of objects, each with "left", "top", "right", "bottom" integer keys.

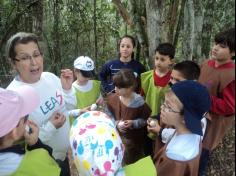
[
  {"left": 193, "top": 0, "right": 204, "bottom": 62},
  {"left": 93, "top": 0, "right": 98, "bottom": 66},
  {"left": 174, "top": 0, "right": 187, "bottom": 47},
  {"left": 182, "top": 0, "right": 194, "bottom": 60},
  {"left": 201, "top": 0, "right": 215, "bottom": 59},
  {"left": 129, "top": 0, "right": 149, "bottom": 67},
  {"left": 145, "top": 0, "right": 164, "bottom": 67},
  {"left": 51, "top": 0, "right": 62, "bottom": 75},
  {"left": 32, "top": 0, "right": 43, "bottom": 39},
  {"left": 166, "top": 0, "right": 180, "bottom": 43}
]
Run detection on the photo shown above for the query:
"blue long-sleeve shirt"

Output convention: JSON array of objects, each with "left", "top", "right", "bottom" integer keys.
[{"left": 99, "top": 59, "right": 146, "bottom": 93}]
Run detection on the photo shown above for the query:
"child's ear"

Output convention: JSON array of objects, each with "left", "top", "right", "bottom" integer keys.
[{"left": 169, "top": 59, "right": 175, "bottom": 68}]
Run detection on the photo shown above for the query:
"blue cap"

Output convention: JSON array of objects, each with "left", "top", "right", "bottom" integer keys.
[{"left": 171, "top": 81, "right": 211, "bottom": 136}]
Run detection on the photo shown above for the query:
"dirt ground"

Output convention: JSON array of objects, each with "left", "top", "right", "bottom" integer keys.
[
  {"left": 206, "top": 121, "right": 235, "bottom": 176},
  {"left": 69, "top": 120, "right": 235, "bottom": 176}
]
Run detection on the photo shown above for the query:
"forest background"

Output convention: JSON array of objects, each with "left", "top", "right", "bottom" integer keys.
[{"left": 0, "top": 0, "right": 235, "bottom": 175}]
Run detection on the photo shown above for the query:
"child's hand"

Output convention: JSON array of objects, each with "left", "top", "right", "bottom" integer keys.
[
  {"left": 24, "top": 120, "right": 39, "bottom": 146},
  {"left": 147, "top": 118, "right": 160, "bottom": 134},
  {"left": 117, "top": 121, "right": 127, "bottom": 133},
  {"left": 124, "top": 120, "right": 133, "bottom": 129},
  {"left": 96, "top": 98, "right": 104, "bottom": 106},
  {"left": 60, "top": 69, "right": 74, "bottom": 90},
  {"left": 81, "top": 107, "right": 89, "bottom": 114},
  {"left": 50, "top": 111, "right": 66, "bottom": 129}
]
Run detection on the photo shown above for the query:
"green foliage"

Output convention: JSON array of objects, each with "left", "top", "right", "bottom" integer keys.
[{"left": 0, "top": 0, "right": 235, "bottom": 81}]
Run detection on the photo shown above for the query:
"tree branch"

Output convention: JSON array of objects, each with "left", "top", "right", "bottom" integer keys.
[
  {"left": 0, "top": 0, "right": 40, "bottom": 49},
  {"left": 112, "top": 0, "right": 133, "bottom": 26}
]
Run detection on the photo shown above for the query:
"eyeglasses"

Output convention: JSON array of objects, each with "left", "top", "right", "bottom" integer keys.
[
  {"left": 161, "top": 102, "right": 183, "bottom": 114},
  {"left": 14, "top": 52, "right": 42, "bottom": 62}
]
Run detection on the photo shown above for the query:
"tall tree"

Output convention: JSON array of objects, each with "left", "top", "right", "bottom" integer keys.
[
  {"left": 51, "top": 0, "right": 62, "bottom": 74},
  {"left": 145, "top": 0, "right": 164, "bottom": 64},
  {"left": 193, "top": 0, "right": 204, "bottom": 62},
  {"left": 201, "top": 0, "right": 216, "bottom": 59},
  {"left": 32, "top": 0, "right": 43, "bottom": 39},
  {"left": 182, "top": 0, "right": 194, "bottom": 60},
  {"left": 93, "top": 0, "right": 98, "bottom": 66}
]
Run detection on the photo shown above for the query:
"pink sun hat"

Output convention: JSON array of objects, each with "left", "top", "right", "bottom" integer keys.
[{"left": 0, "top": 86, "right": 40, "bottom": 137}]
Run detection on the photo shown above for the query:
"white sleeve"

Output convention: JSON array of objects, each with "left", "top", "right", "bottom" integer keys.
[
  {"left": 50, "top": 72, "right": 77, "bottom": 110},
  {"left": 201, "top": 117, "right": 207, "bottom": 140},
  {"left": 38, "top": 121, "right": 57, "bottom": 143},
  {"left": 161, "top": 128, "right": 176, "bottom": 144},
  {"left": 62, "top": 88, "right": 77, "bottom": 110}
]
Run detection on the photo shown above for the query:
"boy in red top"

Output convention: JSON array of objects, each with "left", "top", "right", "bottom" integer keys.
[{"left": 198, "top": 27, "right": 235, "bottom": 176}]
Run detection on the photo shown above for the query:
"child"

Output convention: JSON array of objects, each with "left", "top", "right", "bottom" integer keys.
[
  {"left": 148, "top": 60, "right": 205, "bottom": 155},
  {"left": 170, "top": 60, "right": 200, "bottom": 86},
  {"left": 99, "top": 35, "right": 146, "bottom": 94},
  {"left": 72, "top": 56, "right": 102, "bottom": 110},
  {"left": 141, "top": 43, "right": 175, "bottom": 117},
  {"left": 105, "top": 69, "right": 152, "bottom": 165},
  {"left": 150, "top": 81, "right": 211, "bottom": 176},
  {"left": 198, "top": 27, "right": 235, "bottom": 175},
  {"left": 69, "top": 111, "right": 157, "bottom": 176},
  {"left": 0, "top": 86, "right": 61, "bottom": 176}
]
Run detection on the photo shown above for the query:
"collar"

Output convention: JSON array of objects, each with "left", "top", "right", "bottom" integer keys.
[
  {"left": 208, "top": 59, "right": 235, "bottom": 69},
  {"left": 0, "top": 145, "right": 25, "bottom": 155},
  {"left": 153, "top": 70, "right": 171, "bottom": 87}
]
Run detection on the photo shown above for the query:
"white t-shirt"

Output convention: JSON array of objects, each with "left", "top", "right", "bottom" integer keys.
[
  {"left": 7, "top": 72, "right": 76, "bottom": 160},
  {"left": 166, "top": 134, "right": 201, "bottom": 161}
]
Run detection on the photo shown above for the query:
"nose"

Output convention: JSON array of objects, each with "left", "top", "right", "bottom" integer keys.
[{"left": 30, "top": 56, "right": 37, "bottom": 65}]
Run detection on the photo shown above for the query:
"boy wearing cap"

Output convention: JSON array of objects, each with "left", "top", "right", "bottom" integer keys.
[
  {"left": 70, "top": 111, "right": 156, "bottom": 176},
  {"left": 0, "top": 86, "right": 60, "bottom": 176},
  {"left": 73, "top": 56, "right": 102, "bottom": 110},
  {"left": 150, "top": 81, "right": 211, "bottom": 176}
]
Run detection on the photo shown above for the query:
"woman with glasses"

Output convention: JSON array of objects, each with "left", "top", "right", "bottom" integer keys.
[{"left": 6, "top": 32, "right": 76, "bottom": 176}]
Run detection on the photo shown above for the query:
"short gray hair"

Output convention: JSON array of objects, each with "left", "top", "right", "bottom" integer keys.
[{"left": 5, "top": 32, "right": 40, "bottom": 62}]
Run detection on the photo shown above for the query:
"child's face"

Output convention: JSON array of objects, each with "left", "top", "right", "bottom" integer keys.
[
  {"left": 74, "top": 69, "right": 90, "bottom": 83},
  {"left": 160, "top": 92, "right": 184, "bottom": 127},
  {"left": 154, "top": 52, "right": 173, "bottom": 72},
  {"left": 115, "top": 86, "right": 133, "bottom": 97},
  {"left": 211, "top": 43, "right": 235, "bottom": 63},
  {"left": 119, "top": 38, "right": 134, "bottom": 59},
  {"left": 170, "top": 70, "right": 186, "bottom": 85}
]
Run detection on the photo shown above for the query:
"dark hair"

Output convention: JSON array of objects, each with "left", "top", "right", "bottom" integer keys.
[
  {"left": 215, "top": 27, "right": 235, "bottom": 53},
  {"left": 119, "top": 35, "right": 136, "bottom": 59},
  {"left": 155, "top": 43, "right": 175, "bottom": 59},
  {"left": 173, "top": 60, "right": 200, "bottom": 80},
  {"left": 113, "top": 69, "right": 137, "bottom": 89},
  {"left": 5, "top": 32, "right": 41, "bottom": 62}
]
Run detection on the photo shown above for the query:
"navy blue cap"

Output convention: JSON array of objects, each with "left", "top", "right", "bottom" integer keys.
[{"left": 171, "top": 80, "right": 211, "bottom": 136}]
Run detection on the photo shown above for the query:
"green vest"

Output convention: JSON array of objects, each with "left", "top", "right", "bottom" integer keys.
[
  {"left": 124, "top": 156, "right": 157, "bottom": 176},
  {"left": 141, "top": 70, "right": 169, "bottom": 116},
  {"left": 74, "top": 80, "right": 101, "bottom": 109},
  {"left": 11, "top": 149, "right": 60, "bottom": 176}
]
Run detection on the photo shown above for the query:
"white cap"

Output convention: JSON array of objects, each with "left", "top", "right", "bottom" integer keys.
[{"left": 74, "top": 56, "right": 95, "bottom": 71}]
